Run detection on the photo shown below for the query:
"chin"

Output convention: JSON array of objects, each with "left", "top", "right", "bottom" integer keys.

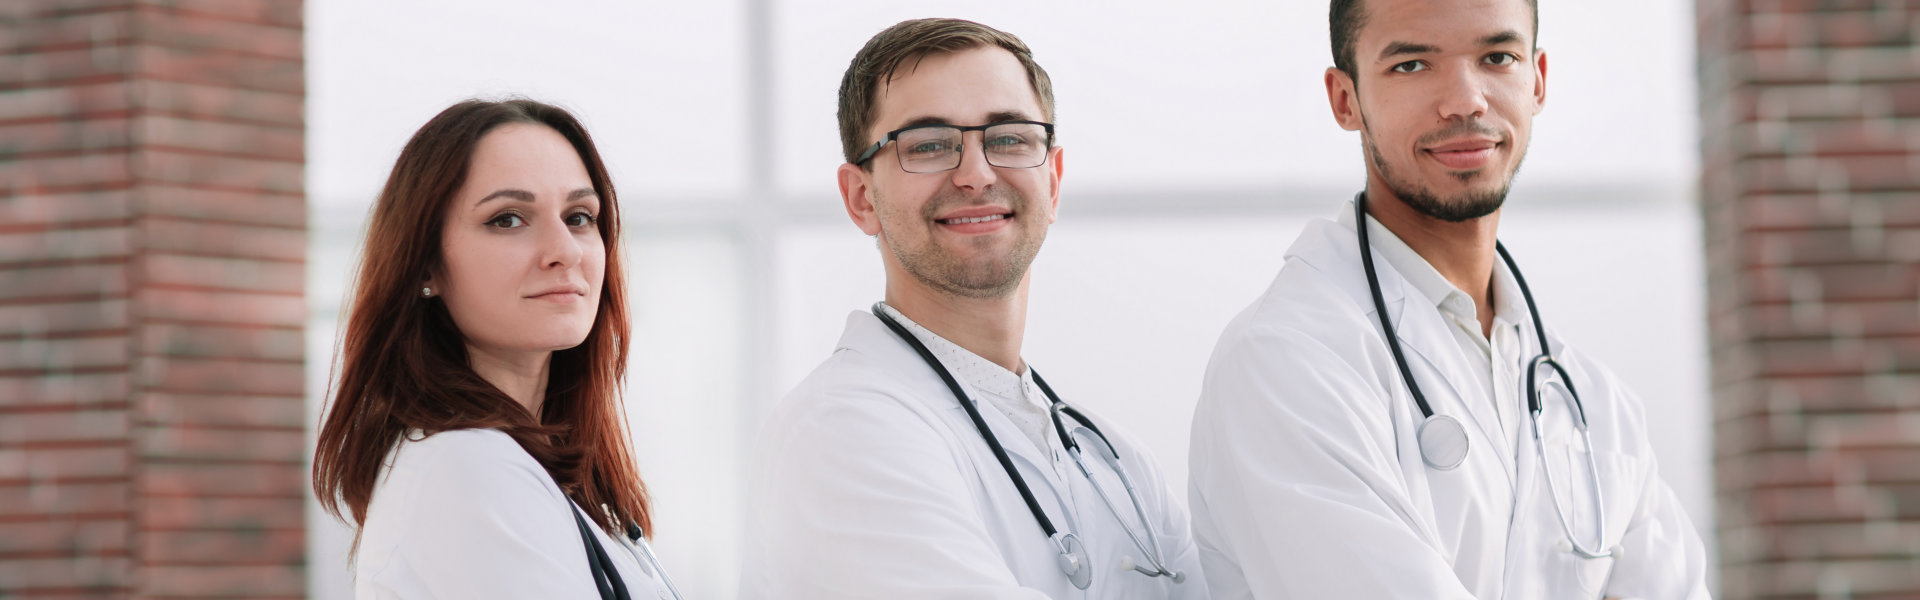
[{"left": 526, "top": 323, "right": 596, "bottom": 351}]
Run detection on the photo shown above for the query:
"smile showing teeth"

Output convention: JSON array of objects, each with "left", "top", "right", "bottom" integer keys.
[{"left": 940, "top": 214, "right": 1008, "bottom": 225}]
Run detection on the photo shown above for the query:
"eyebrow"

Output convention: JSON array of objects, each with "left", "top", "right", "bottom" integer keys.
[
  {"left": 1378, "top": 42, "right": 1438, "bottom": 62},
  {"left": 893, "top": 110, "right": 1038, "bottom": 131},
  {"left": 1376, "top": 30, "right": 1528, "bottom": 64},
  {"left": 474, "top": 187, "right": 598, "bottom": 207},
  {"left": 1482, "top": 30, "right": 1525, "bottom": 47}
]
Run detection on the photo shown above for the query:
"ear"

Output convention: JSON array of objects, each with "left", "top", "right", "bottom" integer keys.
[
  {"left": 1531, "top": 48, "right": 1549, "bottom": 115},
  {"left": 1043, "top": 145, "right": 1064, "bottom": 223},
  {"left": 1325, "top": 67, "right": 1363, "bottom": 132},
  {"left": 423, "top": 263, "right": 447, "bottom": 297},
  {"left": 838, "top": 162, "right": 883, "bottom": 236}
]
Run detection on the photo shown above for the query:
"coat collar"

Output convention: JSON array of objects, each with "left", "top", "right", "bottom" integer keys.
[{"left": 1284, "top": 202, "right": 1495, "bottom": 444}]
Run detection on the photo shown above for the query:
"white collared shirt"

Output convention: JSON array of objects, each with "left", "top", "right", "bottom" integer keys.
[
  {"left": 878, "top": 302, "right": 1058, "bottom": 462},
  {"left": 1337, "top": 206, "right": 1534, "bottom": 486}
]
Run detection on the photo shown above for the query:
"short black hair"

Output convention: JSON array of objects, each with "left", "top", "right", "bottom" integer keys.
[{"left": 1330, "top": 0, "right": 1539, "bottom": 76}]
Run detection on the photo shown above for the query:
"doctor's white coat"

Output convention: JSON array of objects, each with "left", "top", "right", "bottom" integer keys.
[
  {"left": 1189, "top": 207, "right": 1710, "bottom": 599},
  {"left": 742, "top": 310, "right": 1208, "bottom": 599}
]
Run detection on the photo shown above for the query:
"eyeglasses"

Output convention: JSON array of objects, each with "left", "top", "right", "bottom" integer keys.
[{"left": 854, "top": 120, "right": 1055, "bottom": 173}]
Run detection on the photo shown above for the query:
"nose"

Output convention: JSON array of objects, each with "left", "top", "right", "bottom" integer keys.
[
  {"left": 947, "top": 130, "right": 999, "bottom": 192},
  {"left": 538, "top": 214, "right": 585, "bottom": 270},
  {"left": 1436, "top": 66, "right": 1490, "bottom": 122}
]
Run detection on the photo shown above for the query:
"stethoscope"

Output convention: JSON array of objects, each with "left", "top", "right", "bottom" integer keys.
[
  {"left": 872, "top": 304, "right": 1186, "bottom": 590},
  {"left": 575, "top": 504, "right": 686, "bottom": 600},
  {"left": 1353, "top": 193, "right": 1613, "bottom": 559}
]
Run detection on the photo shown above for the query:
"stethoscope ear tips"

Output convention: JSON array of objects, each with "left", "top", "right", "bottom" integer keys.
[{"left": 1120, "top": 555, "right": 1187, "bottom": 583}]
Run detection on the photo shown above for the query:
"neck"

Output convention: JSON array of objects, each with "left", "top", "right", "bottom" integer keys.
[
  {"left": 465, "top": 345, "right": 553, "bottom": 417},
  {"left": 884, "top": 274, "right": 1030, "bottom": 375},
  {"left": 1364, "top": 180, "right": 1502, "bottom": 336}
]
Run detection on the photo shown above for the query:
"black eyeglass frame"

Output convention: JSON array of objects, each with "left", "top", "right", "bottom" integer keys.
[{"left": 853, "top": 120, "right": 1056, "bottom": 171}]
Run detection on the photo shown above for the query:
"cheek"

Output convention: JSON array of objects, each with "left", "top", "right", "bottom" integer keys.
[
  {"left": 440, "top": 232, "right": 528, "bottom": 314},
  {"left": 872, "top": 191, "right": 920, "bottom": 229},
  {"left": 584, "top": 238, "right": 607, "bottom": 286},
  {"left": 1009, "top": 170, "right": 1052, "bottom": 199}
]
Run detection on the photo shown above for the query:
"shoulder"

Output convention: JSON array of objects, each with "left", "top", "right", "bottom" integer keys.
[
  {"left": 753, "top": 342, "right": 978, "bottom": 487},
  {"left": 356, "top": 428, "right": 602, "bottom": 597},
  {"left": 376, "top": 428, "right": 562, "bottom": 509},
  {"left": 1195, "top": 256, "right": 1404, "bottom": 445},
  {"left": 1206, "top": 260, "right": 1384, "bottom": 389},
  {"left": 766, "top": 345, "right": 953, "bottom": 439}
]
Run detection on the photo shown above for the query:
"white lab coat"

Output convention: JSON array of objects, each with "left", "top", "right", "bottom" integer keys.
[
  {"left": 1189, "top": 207, "right": 1710, "bottom": 599},
  {"left": 742, "top": 310, "right": 1209, "bottom": 599},
  {"left": 355, "top": 428, "right": 676, "bottom": 599}
]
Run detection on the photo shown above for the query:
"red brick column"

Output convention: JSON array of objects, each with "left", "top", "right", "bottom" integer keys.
[
  {"left": 1698, "top": 1, "right": 1920, "bottom": 598},
  {"left": 1, "top": 2, "right": 307, "bottom": 598}
]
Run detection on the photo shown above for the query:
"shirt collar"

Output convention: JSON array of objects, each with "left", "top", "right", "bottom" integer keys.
[
  {"left": 1339, "top": 199, "right": 1529, "bottom": 328},
  {"left": 877, "top": 303, "right": 1032, "bottom": 403}
]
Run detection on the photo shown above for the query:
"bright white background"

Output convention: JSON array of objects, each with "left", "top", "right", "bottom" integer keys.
[{"left": 305, "top": 2, "right": 1709, "bottom": 598}]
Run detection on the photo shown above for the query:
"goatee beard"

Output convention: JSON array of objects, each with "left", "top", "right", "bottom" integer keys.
[{"left": 1362, "top": 117, "right": 1520, "bottom": 223}]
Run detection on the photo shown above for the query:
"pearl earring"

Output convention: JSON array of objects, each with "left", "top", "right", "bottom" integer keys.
[{"left": 422, "top": 286, "right": 433, "bottom": 298}]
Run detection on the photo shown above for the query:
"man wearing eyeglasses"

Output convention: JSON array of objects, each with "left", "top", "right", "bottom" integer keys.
[{"left": 741, "top": 18, "right": 1206, "bottom": 599}]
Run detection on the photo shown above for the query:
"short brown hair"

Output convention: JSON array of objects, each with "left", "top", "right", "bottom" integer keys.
[{"left": 837, "top": 18, "right": 1055, "bottom": 167}]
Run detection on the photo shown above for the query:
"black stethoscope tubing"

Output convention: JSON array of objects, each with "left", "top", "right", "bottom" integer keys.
[
  {"left": 1356, "top": 193, "right": 1616, "bottom": 559},
  {"left": 874, "top": 305, "right": 1188, "bottom": 587},
  {"left": 1354, "top": 192, "right": 1581, "bottom": 421},
  {"left": 575, "top": 505, "right": 632, "bottom": 600},
  {"left": 871, "top": 305, "right": 1070, "bottom": 539},
  {"left": 578, "top": 506, "right": 683, "bottom": 600}
]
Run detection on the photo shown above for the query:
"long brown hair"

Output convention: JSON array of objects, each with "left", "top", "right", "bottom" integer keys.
[{"left": 313, "top": 99, "right": 650, "bottom": 539}]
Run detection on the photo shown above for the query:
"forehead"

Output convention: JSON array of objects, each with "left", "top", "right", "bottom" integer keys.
[
  {"left": 465, "top": 124, "right": 588, "bottom": 181},
  {"left": 870, "top": 46, "right": 1045, "bottom": 131},
  {"left": 471, "top": 123, "right": 572, "bottom": 166},
  {"left": 1356, "top": 0, "right": 1534, "bottom": 54}
]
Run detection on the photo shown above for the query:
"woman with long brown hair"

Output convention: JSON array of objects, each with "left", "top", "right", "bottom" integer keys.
[{"left": 313, "top": 99, "right": 680, "bottom": 599}]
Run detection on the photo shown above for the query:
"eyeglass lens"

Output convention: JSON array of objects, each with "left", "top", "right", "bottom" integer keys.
[{"left": 895, "top": 123, "right": 1050, "bottom": 173}]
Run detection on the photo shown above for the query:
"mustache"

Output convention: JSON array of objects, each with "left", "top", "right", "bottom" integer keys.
[
  {"left": 919, "top": 186, "right": 1025, "bottom": 221},
  {"left": 1417, "top": 120, "right": 1507, "bottom": 147}
]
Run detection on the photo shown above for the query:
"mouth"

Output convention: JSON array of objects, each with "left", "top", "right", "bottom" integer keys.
[
  {"left": 525, "top": 286, "right": 587, "bottom": 302},
  {"left": 1421, "top": 138, "right": 1500, "bottom": 171},
  {"left": 936, "top": 213, "right": 1011, "bottom": 225},
  {"left": 933, "top": 207, "right": 1015, "bottom": 234}
]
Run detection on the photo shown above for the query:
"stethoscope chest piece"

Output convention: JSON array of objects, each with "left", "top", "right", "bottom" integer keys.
[
  {"left": 1417, "top": 413, "right": 1470, "bottom": 471},
  {"left": 1052, "top": 532, "right": 1092, "bottom": 589},
  {"left": 871, "top": 304, "right": 1183, "bottom": 590}
]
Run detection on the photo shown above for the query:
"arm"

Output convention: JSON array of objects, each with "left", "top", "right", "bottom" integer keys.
[
  {"left": 1190, "top": 325, "right": 1480, "bottom": 598},
  {"left": 1128, "top": 428, "right": 1212, "bottom": 600},
  {"left": 1602, "top": 385, "right": 1712, "bottom": 600},
  {"left": 747, "top": 391, "right": 1051, "bottom": 600}
]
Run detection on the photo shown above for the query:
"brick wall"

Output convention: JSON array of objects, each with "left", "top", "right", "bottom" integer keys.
[
  {"left": 1698, "top": 1, "right": 1920, "bottom": 598},
  {"left": 0, "top": 1, "right": 306, "bottom": 598}
]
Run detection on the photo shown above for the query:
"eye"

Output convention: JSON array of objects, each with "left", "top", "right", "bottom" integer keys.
[
  {"left": 1391, "top": 60, "right": 1427, "bottom": 74},
  {"left": 985, "top": 134, "right": 1029, "bottom": 149},
  {"left": 905, "top": 139, "right": 956, "bottom": 155},
  {"left": 1485, "top": 52, "right": 1519, "bottom": 66},
  {"left": 486, "top": 213, "right": 526, "bottom": 229},
  {"left": 565, "top": 211, "right": 598, "bottom": 228}
]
